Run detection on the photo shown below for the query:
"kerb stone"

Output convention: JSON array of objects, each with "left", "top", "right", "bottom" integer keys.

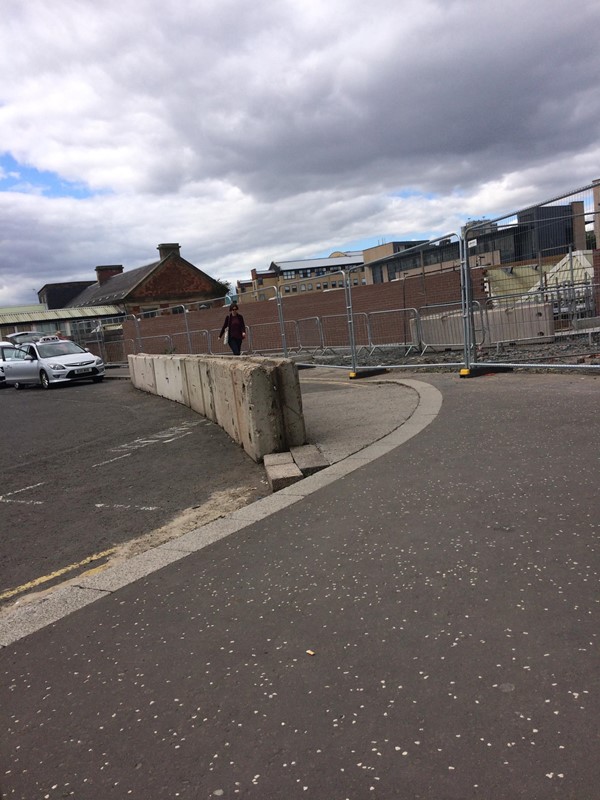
[
  {"left": 290, "top": 444, "right": 329, "bottom": 476},
  {"left": 265, "top": 461, "right": 303, "bottom": 492}
]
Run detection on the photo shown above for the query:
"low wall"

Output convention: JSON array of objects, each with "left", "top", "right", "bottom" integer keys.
[{"left": 128, "top": 354, "right": 306, "bottom": 462}]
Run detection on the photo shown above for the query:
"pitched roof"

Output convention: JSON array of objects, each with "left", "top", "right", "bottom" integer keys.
[
  {"left": 0, "top": 306, "right": 123, "bottom": 325},
  {"left": 66, "top": 261, "right": 160, "bottom": 307}
]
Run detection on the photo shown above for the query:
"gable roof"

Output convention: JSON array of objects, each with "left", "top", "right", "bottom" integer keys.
[
  {"left": 66, "top": 261, "right": 161, "bottom": 307},
  {"left": 0, "top": 305, "right": 123, "bottom": 326}
]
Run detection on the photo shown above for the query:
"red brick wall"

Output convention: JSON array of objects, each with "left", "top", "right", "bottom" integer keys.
[{"left": 122, "top": 266, "right": 476, "bottom": 352}]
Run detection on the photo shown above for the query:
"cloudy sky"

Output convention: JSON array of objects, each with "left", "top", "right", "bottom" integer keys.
[{"left": 1, "top": 0, "right": 599, "bottom": 306}]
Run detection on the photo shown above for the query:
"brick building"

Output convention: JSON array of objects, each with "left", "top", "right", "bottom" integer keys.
[{"left": 62, "top": 243, "right": 226, "bottom": 315}]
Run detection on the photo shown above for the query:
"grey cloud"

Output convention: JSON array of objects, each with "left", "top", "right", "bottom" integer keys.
[{"left": 1, "top": 0, "right": 600, "bottom": 304}]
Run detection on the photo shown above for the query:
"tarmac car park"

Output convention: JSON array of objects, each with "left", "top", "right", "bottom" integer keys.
[{"left": 3, "top": 335, "right": 105, "bottom": 389}]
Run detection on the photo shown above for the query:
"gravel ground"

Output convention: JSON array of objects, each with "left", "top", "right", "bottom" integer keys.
[{"left": 291, "top": 330, "right": 600, "bottom": 372}]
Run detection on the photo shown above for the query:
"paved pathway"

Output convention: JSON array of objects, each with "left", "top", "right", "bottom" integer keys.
[{"left": 1, "top": 370, "right": 599, "bottom": 799}]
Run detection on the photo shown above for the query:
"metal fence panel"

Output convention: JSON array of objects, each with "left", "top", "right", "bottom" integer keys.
[
  {"left": 249, "top": 321, "right": 299, "bottom": 353},
  {"left": 296, "top": 317, "right": 324, "bottom": 351},
  {"left": 417, "top": 302, "right": 480, "bottom": 351},
  {"left": 367, "top": 308, "right": 420, "bottom": 350},
  {"left": 319, "top": 313, "right": 369, "bottom": 350},
  {"left": 466, "top": 182, "right": 600, "bottom": 369}
]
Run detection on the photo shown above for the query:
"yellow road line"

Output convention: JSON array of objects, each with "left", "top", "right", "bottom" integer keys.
[{"left": 0, "top": 547, "right": 117, "bottom": 601}]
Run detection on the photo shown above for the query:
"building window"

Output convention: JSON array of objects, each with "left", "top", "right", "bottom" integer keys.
[
  {"left": 323, "top": 282, "right": 328, "bottom": 289},
  {"left": 316, "top": 283, "right": 321, "bottom": 289},
  {"left": 331, "top": 280, "right": 336, "bottom": 288},
  {"left": 291, "top": 286, "right": 297, "bottom": 292},
  {"left": 307, "top": 283, "right": 313, "bottom": 290},
  {"left": 300, "top": 284, "right": 306, "bottom": 291},
  {"left": 284, "top": 286, "right": 290, "bottom": 293}
]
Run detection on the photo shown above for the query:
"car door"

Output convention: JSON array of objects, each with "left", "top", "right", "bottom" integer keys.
[
  {"left": 5, "top": 346, "right": 34, "bottom": 382},
  {"left": 21, "top": 345, "right": 41, "bottom": 382},
  {"left": 0, "top": 345, "right": 20, "bottom": 382}
]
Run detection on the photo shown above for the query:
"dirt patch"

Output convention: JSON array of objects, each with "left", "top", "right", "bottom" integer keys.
[{"left": 106, "top": 485, "right": 259, "bottom": 565}]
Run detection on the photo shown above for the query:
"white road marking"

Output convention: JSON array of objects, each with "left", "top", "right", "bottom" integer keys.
[
  {"left": 4, "top": 482, "right": 45, "bottom": 495},
  {"left": 163, "top": 431, "right": 194, "bottom": 443},
  {"left": 109, "top": 421, "right": 202, "bottom": 455},
  {"left": 0, "top": 482, "right": 45, "bottom": 506},
  {"left": 0, "top": 497, "right": 44, "bottom": 506},
  {"left": 94, "top": 503, "right": 159, "bottom": 512},
  {"left": 92, "top": 453, "right": 132, "bottom": 468}
]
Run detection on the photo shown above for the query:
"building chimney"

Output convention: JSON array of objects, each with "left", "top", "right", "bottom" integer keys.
[
  {"left": 95, "top": 265, "right": 124, "bottom": 285},
  {"left": 157, "top": 243, "right": 181, "bottom": 260}
]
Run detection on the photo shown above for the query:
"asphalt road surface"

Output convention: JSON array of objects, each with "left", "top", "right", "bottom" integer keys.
[{"left": 0, "top": 379, "right": 269, "bottom": 604}]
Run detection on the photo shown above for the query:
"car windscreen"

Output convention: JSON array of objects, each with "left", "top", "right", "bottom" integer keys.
[{"left": 37, "top": 342, "right": 86, "bottom": 358}]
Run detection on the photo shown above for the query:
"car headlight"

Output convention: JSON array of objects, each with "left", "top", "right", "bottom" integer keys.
[
  {"left": 48, "top": 363, "right": 67, "bottom": 370},
  {"left": 95, "top": 358, "right": 104, "bottom": 366}
]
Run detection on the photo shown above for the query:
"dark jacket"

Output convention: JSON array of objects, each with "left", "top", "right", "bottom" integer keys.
[{"left": 220, "top": 312, "right": 246, "bottom": 339}]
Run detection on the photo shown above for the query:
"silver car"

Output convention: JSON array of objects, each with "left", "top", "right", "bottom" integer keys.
[
  {"left": 0, "top": 342, "right": 22, "bottom": 386},
  {"left": 4, "top": 336, "right": 105, "bottom": 390}
]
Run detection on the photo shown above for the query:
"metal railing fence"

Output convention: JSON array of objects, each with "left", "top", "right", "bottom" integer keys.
[{"left": 80, "top": 179, "right": 600, "bottom": 374}]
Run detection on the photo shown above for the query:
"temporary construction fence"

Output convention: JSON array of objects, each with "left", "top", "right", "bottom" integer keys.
[{"left": 78, "top": 179, "right": 600, "bottom": 375}]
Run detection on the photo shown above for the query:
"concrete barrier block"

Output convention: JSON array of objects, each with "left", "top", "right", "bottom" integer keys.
[
  {"left": 128, "top": 354, "right": 157, "bottom": 393},
  {"left": 154, "top": 356, "right": 190, "bottom": 405},
  {"left": 208, "top": 359, "right": 243, "bottom": 447},
  {"left": 271, "top": 358, "right": 306, "bottom": 447},
  {"left": 198, "top": 358, "right": 217, "bottom": 422},
  {"left": 130, "top": 353, "right": 306, "bottom": 463},
  {"left": 183, "top": 356, "right": 209, "bottom": 417},
  {"left": 241, "top": 361, "right": 286, "bottom": 460},
  {"left": 248, "top": 357, "right": 306, "bottom": 448},
  {"left": 487, "top": 303, "right": 554, "bottom": 343}
]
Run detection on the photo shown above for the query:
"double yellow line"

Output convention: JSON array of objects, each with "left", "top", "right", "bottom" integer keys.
[{"left": 0, "top": 547, "right": 117, "bottom": 602}]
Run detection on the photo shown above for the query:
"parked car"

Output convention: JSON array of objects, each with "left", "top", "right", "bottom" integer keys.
[
  {"left": 0, "top": 341, "right": 22, "bottom": 387},
  {"left": 4, "top": 336, "right": 105, "bottom": 389}
]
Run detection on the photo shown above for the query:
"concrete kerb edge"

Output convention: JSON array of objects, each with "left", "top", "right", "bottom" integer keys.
[{"left": 0, "top": 378, "right": 441, "bottom": 648}]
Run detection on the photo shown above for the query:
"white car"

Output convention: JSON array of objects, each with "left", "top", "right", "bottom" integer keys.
[
  {"left": 0, "top": 341, "right": 22, "bottom": 386},
  {"left": 4, "top": 336, "right": 105, "bottom": 390}
]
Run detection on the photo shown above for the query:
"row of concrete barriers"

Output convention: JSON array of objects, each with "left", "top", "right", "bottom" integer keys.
[{"left": 128, "top": 354, "right": 307, "bottom": 462}]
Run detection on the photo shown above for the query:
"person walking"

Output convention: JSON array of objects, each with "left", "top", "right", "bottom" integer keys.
[{"left": 219, "top": 304, "right": 246, "bottom": 355}]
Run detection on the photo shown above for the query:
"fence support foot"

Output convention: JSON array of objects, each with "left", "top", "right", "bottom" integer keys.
[
  {"left": 459, "top": 366, "right": 514, "bottom": 378},
  {"left": 349, "top": 368, "right": 390, "bottom": 379}
]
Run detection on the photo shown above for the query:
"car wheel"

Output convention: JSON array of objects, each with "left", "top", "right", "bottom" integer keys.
[
  {"left": 40, "top": 370, "right": 51, "bottom": 389},
  {"left": 92, "top": 376, "right": 104, "bottom": 383}
]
